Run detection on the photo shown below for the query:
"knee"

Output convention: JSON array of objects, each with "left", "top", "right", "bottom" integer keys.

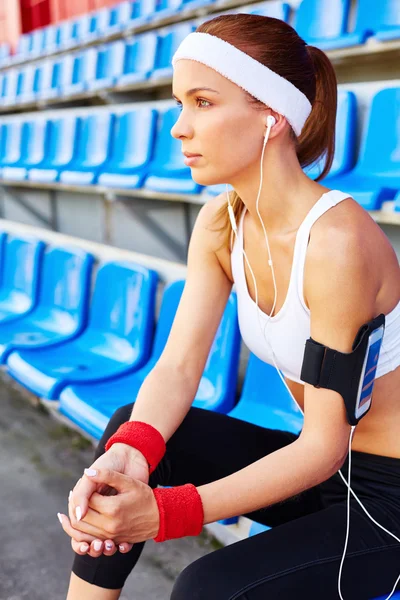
[{"left": 170, "top": 555, "right": 220, "bottom": 600}]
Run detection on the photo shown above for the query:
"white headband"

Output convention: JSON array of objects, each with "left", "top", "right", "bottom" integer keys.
[{"left": 172, "top": 32, "right": 312, "bottom": 137}]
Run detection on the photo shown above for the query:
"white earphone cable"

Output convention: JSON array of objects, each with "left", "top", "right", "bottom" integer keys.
[{"left": 225, "top": 117, "right": 399, "bottom": 600}]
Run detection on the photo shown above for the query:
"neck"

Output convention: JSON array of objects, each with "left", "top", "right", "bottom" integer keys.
[{"left": 229, "top": 142, "right": 330, "bottom": 236}]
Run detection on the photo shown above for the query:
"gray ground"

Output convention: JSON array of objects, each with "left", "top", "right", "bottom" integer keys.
[{"left": 0, "top": 374, "right": 220, "bottom": 600}]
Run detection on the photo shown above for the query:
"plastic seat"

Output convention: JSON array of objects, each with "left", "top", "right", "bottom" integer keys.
[
  {"left": 106, "top": 1, "right": 133, "bottom": 35},
  {"left": 77, "top": 8, "right": 111, "bottom": 44},
  {"left": 0, "top": 235, "right": 45, "bottom": 324},
  {"left": 58, "top": 19, "right": 79, "bottom": 51},
  {"left": 0, "top": 246, "right": 93, "bottom": 365},
  {"left": 144, "top": 106, "right": 203, "bottom": 194},
  {"left": 151, "top": 0, "right": 183, "bottom": 21},
  {"left": 294, "top": 0, "right": 364, "bottom": 50},
  {"left": 34, "top": 60, "right": 54, "bottom": 99},
  {"left": 59, "top": 112, "right": 114, "bottom": 185},
  {"left": 2, "top": 119, "right": 48, "bottom": 181},
  {"left": 59, "top": 279, "right": 241, "bottom": 439},
  {"left": 244, "top": 0, "right": 290, "bottom": 20},
  {"left": 373, "top": 0, "right": 400, "bottom": 41},
  {"left": 63, "top": 48, "right": 98, "bottom": 96},
  {"left": 88, "top": 41, "right": 125, "bottom": 91},
  {"left": 0, "top": 121, "right": 25, "bottom": 177},
  {"left": 28, "top": 116, "right": 79, "bottom": 183},
  {"left": 0, "top": 43, "right": 10, "bottom": 66},
  {"left": 394, "top": 190, "right": 400, "bottom": 213},
  {"left": 180, "top": 0, "right": 215, "bottom": 10},
  {"left": 117, "top": 33, "right": 157, "bottom": 87},
  {"left": 15, "top": 65, "right": 36, "bottom": 105},
  {"left": 30, "top": 29, "right": 45, "bottom": 58},
  {"left": 1, "top": 69, "right": 19, "bottom": 106},
  {"left": 15, "top": 33, "right": 32, "bottom": 61},
  {"left": 151, "top": 23, "right": 195, "bottom": 80},
  {"left": 98, "top": 108, "right": 157, "bottom": 188},
  {"left": 42, "top": 24, "right": 60, "bottom": 55},
  {"left": 124, "top": 0, "right": 157, "bottom": 27},
  {"left": 7, "top": 261, "right": 158, "bottom": 399},
  {"left": 38, "top": 55, "right": 74, "bottom": 100},
  {"left": 305, "top": 90, "right": 357, "bottom": 180},
  {"left": 326, "top": 87, "right": 400, "bottom": 210}
]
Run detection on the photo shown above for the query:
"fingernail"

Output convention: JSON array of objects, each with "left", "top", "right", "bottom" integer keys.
[
  {"left": 94, "top": 541, "right": 102, "bottom": 551},
  {"left": 119, "top": 544, "right": 125, "bottom": 552},
  {"left": 84, "top": 468, "right": 97, "bottom": 477},
  {"left": 57, "top": 512, "right": 63, "bottom": 524},
  {"left": 80, "top": 543, "right": 89, "bottom": 552},
  {"left": 75, "top": 506, "right": 82, "bottom": 521},
  {"left": 68, "top": 490, "right": 72, "bottom": 502},
  {"left": 105, "top": 542, "right": 113, "bottom": 550}
]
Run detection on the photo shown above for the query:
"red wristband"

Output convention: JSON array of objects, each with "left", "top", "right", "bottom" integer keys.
[
  {"left": 105, "top": 421, "right": 166, "bottom": 474},
  {"left": 152, "top": 484, "right": 204, "bottom": 543}
]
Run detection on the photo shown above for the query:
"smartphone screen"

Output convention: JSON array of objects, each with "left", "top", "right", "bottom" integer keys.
[{"left": 355, "top": 325, "right": 384, "bottom": 418}]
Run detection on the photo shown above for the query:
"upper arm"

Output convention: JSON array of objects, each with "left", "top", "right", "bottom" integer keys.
[
  {"left": 299, "top": 226, "right": 378, "bottom": 471},
  {"left": 157, "top": 194, "right": 233, "bottom": 382}
]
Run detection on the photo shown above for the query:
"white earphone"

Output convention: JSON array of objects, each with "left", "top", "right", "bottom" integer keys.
[{"left": 225, "top": 111, "right": 400, "bottom": 600}]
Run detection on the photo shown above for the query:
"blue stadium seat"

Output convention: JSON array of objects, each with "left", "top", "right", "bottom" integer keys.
[
  {"left": 63, "top": 48, "right": 98, "bottom": 96},
  {"left": 7, "top": 261, "right": 158, "bottom": 399},
  {"left": 58, "top": 19, "right": 79, "bottom": 51},
  {"left": 117, "top": 33, "right": 157, "bottom": 86},
  {"left": 38, "top": 55, "right": 74, "bottom": 100},
  {"left": 98, "top": 108, "right": 157, "bottom": 188},
  {"left": 0, "top": 235, "right": 45, "bottom": 324},
  {"left": 28, "top": 116, "right": 79, "bottom": 183},
  {"left": 228, "top": 354, "right": 304, "bottom": 434},
  {"left": 294, "top": 0, "right": 366, "bottom": 50},
  {"left": 58, "top": 279, "right": 241, "bottom": 439},
  {"left": 151, "top": 23, "right": 195, "bottom": 80},
  {"left": 0, "top": 121, "right": 25, "bottom": 177},
  {"left": 248, "top": 522, "right": 271, "bottom": 536},
  {"left": 1, "top": 69, "right": 18, "bottom": 106},
  {"left": 0, "top": 43, "right": 10, "bottom": 65},
  {"left": 151, "top": 0, "right": 183, "bottom": 21},
  {"left": 15, "top": 33, "right": 32, "bottom": 61},
  {"left": 88, "top": 40, "right": 125, "bottom": 91},
  {"left": 34, "top": 60, "right": 54, "bottom": 99},
  {"left": 326, "top": 87, "right": 400, "bottom": 210},
  {"left": 373, "top": 0, "right": 400, "bottom": 41},
  {"left": 124, "top": 0, "right": 157, "bottom": 27},
  {"left": 76, "top": 7, "right": 111, "bottom": 44},
  {"left": 245, "top": 0, "right": 290, "bottom": 20},
  {"left": 30, "top": 29, "right": 45, "bottom": 58},
  {"left": 59, "top": 112, "right": 114, "bottom": 185},
  {"left": 144, "top": 106, "right": 204, "bottom": 194},
  {"left": 305, "top": 90, "right": 357, "bottom": 180},
  {"left": 2, "top": 119, "right": 48, "bottom": 181},
  {"left": 0, "top": 245, "right": 93, "bottom": 364},
  {"left": 394, "top": 190, "right": 400, "bottom": 213},
  {"left": 42, "top": 24, "right": 60, "bottom": 55},
  {"left": 180, "top": 0, "right": 215, "bottom": 10},
  {"left": 15, "top": 65, "right": 36, "bottom": 105},
  {"left": 106, "top": 1, "right": 133, "bottom": 34}
]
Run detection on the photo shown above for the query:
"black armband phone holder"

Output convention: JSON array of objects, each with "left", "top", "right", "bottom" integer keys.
[{"left": 300, "top": 313, "right": 386, "bottom": 426}]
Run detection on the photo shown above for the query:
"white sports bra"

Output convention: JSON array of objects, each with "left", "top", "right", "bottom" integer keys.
[{"left": 231, "top": 189, "right": 400, "bottom": 384}]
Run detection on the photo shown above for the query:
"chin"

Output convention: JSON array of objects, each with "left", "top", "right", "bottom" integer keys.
[{"left": 191, "top": 170, "right": 229, "bottom": 187}]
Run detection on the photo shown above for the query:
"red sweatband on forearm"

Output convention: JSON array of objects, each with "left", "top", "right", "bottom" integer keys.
[
  {"left": 105, "top": 421, "right": 166, "bottom": 474},
  {"left": 152, "top": 483, "right": 204, "bottom": 543}
]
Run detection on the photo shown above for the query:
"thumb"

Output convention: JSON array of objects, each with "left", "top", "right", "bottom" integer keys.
[{"left": 83, "top": 468, "right": 134, "bottom": 493}]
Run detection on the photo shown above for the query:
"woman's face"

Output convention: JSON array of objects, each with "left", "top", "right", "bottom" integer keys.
[{"left": 171, "top": 60, "right": 266, "bottom": 187}]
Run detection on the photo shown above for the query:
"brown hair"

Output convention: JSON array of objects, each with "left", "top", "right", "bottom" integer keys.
[{"left": 195, "top": 14, "right": 338, "bottom": 245}]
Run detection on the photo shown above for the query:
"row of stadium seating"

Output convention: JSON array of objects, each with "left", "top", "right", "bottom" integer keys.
[
  {"left": 3, "top": 226, "right": 400, "bottom": 584},
  {"left": 0, "top": 88, "right": 399, "bottom": 212},
  {"left": 1, "top": 0, "right": 400, "bottom": 67}
]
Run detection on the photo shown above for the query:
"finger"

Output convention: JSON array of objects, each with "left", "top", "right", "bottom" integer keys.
[
  {"left": 83, "top": 468, "right": 134, "bottom": 494},
  {"left": 87, "top": 539, "right": 105, "bottom": 558},
  {"left": 71, "top": 473, "right": 97, "bottom": 522},
  {"left": 57, "top": 513, "right": 97, "bottom": 544},
  {"left": 103, "top": 539, "right": 117, "bottom": 556},
  {"left": 70, "top": 507, "right": 112, "bottom": 541},
  {"left": 88, "top": 491, "right": 118, "bottom": 513},
  {"left": 71, "top": 538, "right": 90, "bottom": 556},
  {"left": 118, "top": 542, "right": 133, "bottom": 554}
]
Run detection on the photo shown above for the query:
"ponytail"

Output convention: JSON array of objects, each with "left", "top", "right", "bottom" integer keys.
[{"left": 296, "top": 45, "right": 337, "bottom": 181}]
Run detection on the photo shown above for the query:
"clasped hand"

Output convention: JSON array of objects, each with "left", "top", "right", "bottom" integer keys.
[{"left": 57, "top": 446, "right": 160, "bottom": 558}]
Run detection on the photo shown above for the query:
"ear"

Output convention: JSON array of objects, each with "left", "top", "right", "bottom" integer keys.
[{"left": 262, "top": 109, "right": 287, "bottom": 137}]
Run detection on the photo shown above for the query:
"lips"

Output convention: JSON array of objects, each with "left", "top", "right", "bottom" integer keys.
[{"left": 183, "top": 152, "right": 202, "bottom": 157}]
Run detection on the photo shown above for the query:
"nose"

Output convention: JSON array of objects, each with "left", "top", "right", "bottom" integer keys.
[{"left": 170, "top": 110, "right": 193, "bottom": 140}]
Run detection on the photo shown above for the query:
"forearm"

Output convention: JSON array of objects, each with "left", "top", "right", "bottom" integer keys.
[
  {"left": 197, "top": 438, "right": 344, "bottom": 524},
  {"left": 129, "top": 362, "right": 199, "bottom": 443}
]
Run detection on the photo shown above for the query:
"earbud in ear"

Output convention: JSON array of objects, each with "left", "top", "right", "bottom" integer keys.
[{"left": 266, "top": 115, "right": 276, "bottom": 128}]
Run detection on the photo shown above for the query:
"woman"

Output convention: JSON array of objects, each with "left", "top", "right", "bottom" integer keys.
[{"left": 58, "top": 13, "right": 400, "bottom": 600}]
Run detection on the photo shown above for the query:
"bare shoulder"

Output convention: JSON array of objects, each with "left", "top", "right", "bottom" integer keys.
[{"left": 306, "top": 196, "right": 400, "bottom": 313}]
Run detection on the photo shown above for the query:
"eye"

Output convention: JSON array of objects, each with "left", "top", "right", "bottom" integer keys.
[{"left": 174, "top": 98, "right": 212, "bottom": 110}]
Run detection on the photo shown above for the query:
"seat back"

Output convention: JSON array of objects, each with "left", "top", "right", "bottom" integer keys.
[
  {"left": 30, "top": 29, "right": 45, "bottom": 56},
  {"left": 35, "top": 246, "right": 94, "bottom": 332},
  {"left": 69, "top": 47, "right": 97, "bottom": 88},
  {"left": 108, "top": 1, "right": 132, "bottom": 31},
  {"left": 19, "top": 119, "right": 48, "bottom": 168},
  {"left": 246, "top": 0, "right": 291, "bottom": 20},
  {"left": 356, "top": 87, "right": 400, "bottom": 177},
  {"left": 73, "top": 112, "right": 114, "bottom": 170},
  {"left": 58, "top": 19, "right": 77, "bottom": 49},
  {"left": 153, "top": 23, "right": 194, "bottom": 74},
  {"left": 16, "top": 33, "right": 32, "bottom": 59},
  {"left": 44, "top": 116, "right": 79, "bottom": 169},
  {"left": 306, "top": 90, "right": 357, "bottom": 180},
  {"left": 88, "top": 260, "right": 158, "bottom": 364},
  {"left": 2, "top": 70, "right": 18, "bottom": 104},
  {"left": 42, "top": 24, "right": 60, "bottom": 53},
  {"left": 353, "top": 0, "right": 400, "bottom": 36},
  {"left": 294, "top": 0, "right": 350, "bottom": 41},
  {"left": 94, "top": 41, "right": 125, "bottom": 82},
  {"left": 0, "top": 235, "right": 45, "bottom": 311},
  {"left": 150, "top": 106, "right": 186, "bottom": 172},
  {"left": 106, "top": 108, "right": 157, "bottom": 170},
  {"left": 122, "top": 32, "right": 157, "bottom": 76},
  {"left": 1, "top": 121, "right": 24, "bottom": 167},
  {"left": 36, "top": 60, "right": 54, "bottom": 96}
]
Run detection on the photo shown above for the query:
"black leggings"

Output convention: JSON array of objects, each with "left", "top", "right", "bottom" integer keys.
[{"left": 72, "top": 404, "right": 400, "bottom": 599}]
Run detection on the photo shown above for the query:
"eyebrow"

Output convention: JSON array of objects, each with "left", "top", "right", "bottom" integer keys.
[{"left": 172, "top": 87, "right": 220, "bottom": 100}]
